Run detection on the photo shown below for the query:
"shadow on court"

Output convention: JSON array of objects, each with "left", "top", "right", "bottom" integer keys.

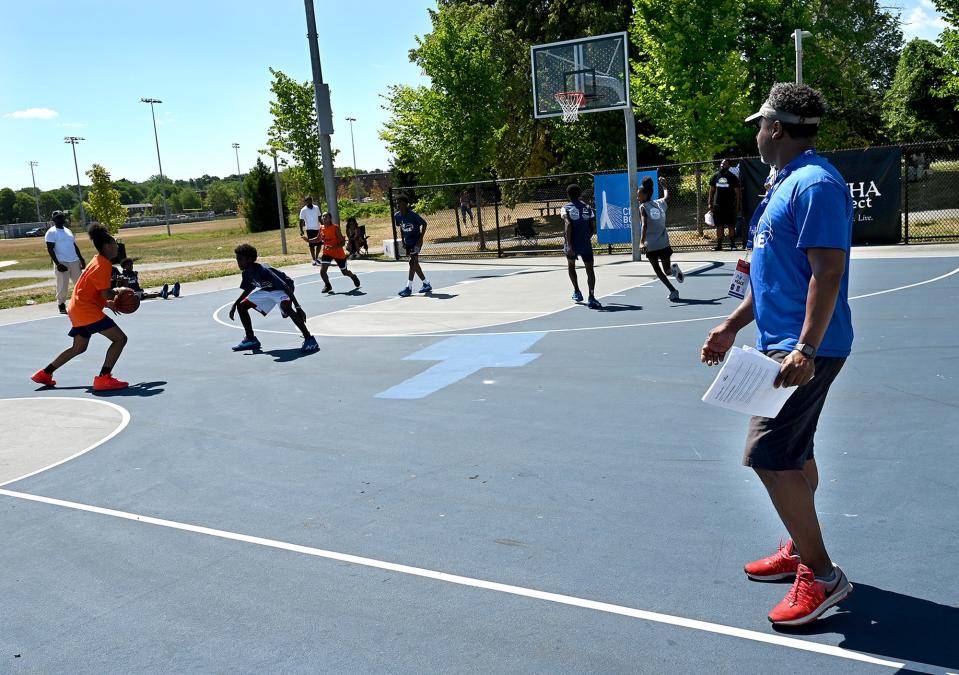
[
  {"left": 600, "top": 303, "right": 644, "bottom": 312},
  {"left": 256, "top": 348, "right": 319, "bottom": 363},
  {"left": 673, "top": 297, "right": 726, "bottom": 306},
  {"left": 35, "top": 381, "right": 168, "bottom": 397},
  {"left": 776, "top": 584, "right": 959, "bottom": 670}
]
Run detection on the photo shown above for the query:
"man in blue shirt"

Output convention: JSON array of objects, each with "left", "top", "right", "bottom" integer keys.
[
  {"left": 393, "top": 195, "right": 432, "bottom": 297},
  {"left": 700, "top": 83, "right": 854, "bottom": 627}
]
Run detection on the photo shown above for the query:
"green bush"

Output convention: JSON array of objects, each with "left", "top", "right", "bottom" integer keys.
[{"left": 243, "top": 158, "right": 289, "bottom": 232}]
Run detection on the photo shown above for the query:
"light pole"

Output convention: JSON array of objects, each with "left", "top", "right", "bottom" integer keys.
[
  {"left": 28, "top": 161, "right": 41, "bottom": 222},
  {"left": 304, "top": 0, "right": 339, "bottom": 223},
  {"left": 64, "top": 136, "right": 86, "bottom": 226},
  {"left": 232, "top": 143, "right": 244, "bottom": 204},
  {"left": 270, "top": 152, "right": 288, "bottom": 255},
  {"left": 794, "top": 30, "right": 813, "bottom": 84},
  {"left": 345, "top": 116, "right": 360, "bottom": 200},
  {"left": 140, "top": 97, "right": 171, "bottom": 236}
]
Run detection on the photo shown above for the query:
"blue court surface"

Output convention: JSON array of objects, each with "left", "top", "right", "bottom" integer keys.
[{"left": 0, "top": 250, "right": 957, "bottom": 673}]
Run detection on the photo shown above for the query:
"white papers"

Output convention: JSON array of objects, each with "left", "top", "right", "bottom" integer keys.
[{"left": 702, "top": 346, "right": 797, "bottom": 418}]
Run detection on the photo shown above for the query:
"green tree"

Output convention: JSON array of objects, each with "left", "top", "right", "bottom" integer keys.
[
  {"left": 0, "top": 188, "right": 16, "bottom": 224},
  {"left": 936, "top": 0, "right": 959, "bottom": 106},
  {"left": 14, "top": 191, "right": 39, "bottom": 223},
  {"left": 84, "top": 164, "right": 128, "bottom": 235},
  {"left": 38, "top": 192, "right": 62, "bottom": 219},
  {"left": 631, "top": 0, "right": 752, "bottom": 162},
  {"left": 179, "top": 187, "right": 201, "bottom": 210},
  {"left": 882, "top": 39, "right": 958, "bottom": 141},
  {"left": 382, "top": 4, "right": 506, "bottom": 185},
  {"left": 205, "top": 182, "right": 238, "bottom": 213},
  {"left": 266, "top": 68, "right": 329, "bottom": 208},
  {"left": 243, "top": 157, "right": 289, "bottom": 233}
]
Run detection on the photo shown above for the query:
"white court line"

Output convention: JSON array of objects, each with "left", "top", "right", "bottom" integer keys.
[
  {"left": 0, "top": 397, "right": 130, "bottom": 488},
  {"left": 848, "top": 265, "right": 959, "bottom": 299},
  {"left": 0, "top": 487, "right": 905, "bottom": 670}
]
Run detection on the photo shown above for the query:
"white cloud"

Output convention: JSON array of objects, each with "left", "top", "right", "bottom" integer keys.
[
  {"left": 3, "top": 107, "right": 59, "bottom": 120},
  {"left": 56, "top": 122, "right": 87, "bottom": 128},
  {"left": 902, "top": 5, "right": 947, "bottom": 38}
]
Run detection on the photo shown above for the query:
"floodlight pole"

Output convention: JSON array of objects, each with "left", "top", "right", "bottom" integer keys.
[
  {"left": 303, "top": 0, "right": 339, "bottom": 224},
  {"left": 624, "top": 109, "right": 641, "bottom": 261},
  {"left": 64, "top": 136, "right": 86, "bottom": 226},
  {"left": 232, "top": 143, "right": 244, "bottom": 202},
  {"left": 28, "top": 161, "right": 41, "bottom": 222},
  {"left": 272, "top": 152, "right": 288, "bottom": 255},
  {"left": 141, "top": 98, "right": 171, "bottom": 236},
  {"left": 345, "top": 116, "right": 361, "bottom": 200},
  {"left": 794, "top": 30, "right": 813, "bottom": 84}
]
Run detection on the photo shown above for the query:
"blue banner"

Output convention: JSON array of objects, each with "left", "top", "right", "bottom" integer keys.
[{"left": 596, "top": 170, "right": 659, "bottom": 244}]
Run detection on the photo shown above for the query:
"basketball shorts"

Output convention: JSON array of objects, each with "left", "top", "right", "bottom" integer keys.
[
  {"left": 320, "top": 255, "right": 348, "bottom": 269},
  {"left": 68, "top": 316, "right": 117, "bottom": 339},
  {"left": 243, "top": 289, "right": 292, "bottom": 317}
]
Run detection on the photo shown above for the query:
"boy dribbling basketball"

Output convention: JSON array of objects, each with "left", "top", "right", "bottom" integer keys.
[{"left": 302, "top": 212, "right": 361, "bottom": 294}]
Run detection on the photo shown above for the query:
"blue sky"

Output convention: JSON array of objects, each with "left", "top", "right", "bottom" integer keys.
[{"left": 0, "top": 0, "right": 947, "bottom": 192}]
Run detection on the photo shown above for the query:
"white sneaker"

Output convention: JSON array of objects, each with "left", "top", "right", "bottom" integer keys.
[
  {"left": 669, "top": 289, "right": 680, "bottom": 302},
  {"left": 671, "top": 263, "right": 684, "bottom": 283}
]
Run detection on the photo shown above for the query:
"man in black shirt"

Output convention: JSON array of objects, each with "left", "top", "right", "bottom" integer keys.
[{"left": 708, "top": 159, "right": 742, "bottom": 251}]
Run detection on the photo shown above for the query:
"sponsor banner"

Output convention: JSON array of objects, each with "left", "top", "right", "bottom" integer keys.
[
  {"left": 740, "top": 147, "right": 902, "bottom": 245},
  {"left": 595, "top": 170, "right": 659, "bottom": 244}
]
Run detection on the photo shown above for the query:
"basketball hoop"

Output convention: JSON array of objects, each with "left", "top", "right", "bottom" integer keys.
[{"left": 554, "top": 91, "right": 586, "bottom": 123}]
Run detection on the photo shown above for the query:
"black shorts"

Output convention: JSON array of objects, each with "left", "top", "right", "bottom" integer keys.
[
  {"left": 320, "top": 255, "right": 348, "bottom": 269},
  {"left": 305, "top": 230, "right": 319, "bottom": 243},
  {"left": 564, "top": 243, "right": 594, "bottom": 263},
  {"left": 645, "top": 245, "right": 673, "bottom": 262},
  {"left": 743, "top": 350, "right": 846, "bottom": 471},
  {"left": 713, "top": 210, "right": 736, "bottom": 227},
  {"left": 404, "top": 244, "right": 421, "bottom": 257},
  {"left": 68, "top": 316, "right": 117, "bottom": 339}
]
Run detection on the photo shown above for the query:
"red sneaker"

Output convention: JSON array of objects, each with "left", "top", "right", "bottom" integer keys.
[
  {"left": 93, "top": 375, "right": 129, "bottom": 391},
  {"left": 768, "top": 563, "right": 852, "bottom": 626},
  {"left": 31, "top": 369, "right": 56, "bottom": 387},
  {"left": 744, "top": 539, "right": 800, "bottom": 581}
]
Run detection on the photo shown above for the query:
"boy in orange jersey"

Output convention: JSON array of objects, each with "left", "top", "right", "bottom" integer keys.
[
  {"left": 303, "top": 212, "right": 361, "bottom": 294},
  {"left": 31, "top": 224, "right": 130, "bottom": 391}
]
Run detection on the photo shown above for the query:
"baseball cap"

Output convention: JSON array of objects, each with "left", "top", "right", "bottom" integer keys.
[{"left": 744, "top": 101, "right": 821, "bottom": 126}]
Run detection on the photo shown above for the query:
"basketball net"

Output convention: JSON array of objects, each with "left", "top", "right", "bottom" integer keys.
[{"left": 554, "top": 91, "right": 586, "bottom": 123}]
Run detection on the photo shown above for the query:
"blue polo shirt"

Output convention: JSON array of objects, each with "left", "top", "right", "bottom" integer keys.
[
  {"left": 750, "top": 151, "right": 854, "bottom": 357},
  {"left": 394, "top": 210, "right": 427, "bottom": 248}
]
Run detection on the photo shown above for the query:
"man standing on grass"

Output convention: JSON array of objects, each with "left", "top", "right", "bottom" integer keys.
[
  {"left": 298, "top": 196, "right": 321, "bottom": 266},
  {"left": 45, "top": 210, "right": 85, "bottom": 315},
  {"left": 701, "top": 82, "right": 854, "bottom": 626}
]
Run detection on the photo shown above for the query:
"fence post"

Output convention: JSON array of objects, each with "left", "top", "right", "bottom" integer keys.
[
  {"left": 494, "top": 187, "right": 502, "bottom": 257},
  {"left": 388, "top": 187, "right": 399, "bottom": 260},
  {"left": 476, "top": 183, "right": 487, "bottom": 251},
  {"left": 695, "top": 166, "right": 703, "bottom": 236},
  {"left": 902, "top": 149, "right": 910, "bottom": 245},
  {"left": 455, "top": 198, "right": 462, "bottom": 238}
]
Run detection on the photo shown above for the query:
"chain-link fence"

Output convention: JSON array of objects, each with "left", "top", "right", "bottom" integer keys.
[
  {"left": 387, "top": 162, "right": 724, "bottom": 259},
  {"left": 903, "top": 140, "right": 959, "bottom": 243}
]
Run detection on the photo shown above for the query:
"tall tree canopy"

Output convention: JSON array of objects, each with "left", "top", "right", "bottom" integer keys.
[{"left": 882, "top": 39, "right": 958, "bottom": 141}]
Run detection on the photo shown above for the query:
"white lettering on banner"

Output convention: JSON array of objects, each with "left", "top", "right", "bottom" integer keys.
[{"left": 848, "top": 180, "right": 881, "bottom": 209}]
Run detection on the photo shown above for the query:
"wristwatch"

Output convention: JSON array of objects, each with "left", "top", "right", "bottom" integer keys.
[{"left": 794, "top": 343, "right": 817, "bottom": 359}]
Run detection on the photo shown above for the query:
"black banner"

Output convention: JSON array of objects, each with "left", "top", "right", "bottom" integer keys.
[{"left": 740, "top": 147, "right": 902, "bottom": 245}]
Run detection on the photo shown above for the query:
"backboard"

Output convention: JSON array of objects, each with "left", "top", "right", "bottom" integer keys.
[{"left": 530, "top": 32, "right": 630, "bottom": 119}]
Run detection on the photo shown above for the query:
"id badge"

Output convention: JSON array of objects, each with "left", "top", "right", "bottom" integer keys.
[{"left": 728, "top": 258, "right": 750, "bottom": 299}]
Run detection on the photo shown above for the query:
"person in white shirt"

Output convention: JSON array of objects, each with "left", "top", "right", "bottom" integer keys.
[
  {"left": 45, "top": 211, "right": 86, "bottom": 314},
  {"left": 298, "top": 196, "right": 322, "bottom": 266}
]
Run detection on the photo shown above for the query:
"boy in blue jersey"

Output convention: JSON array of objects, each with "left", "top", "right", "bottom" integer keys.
[
  {"left": 229, "top": 244, "right": 318, "bottom": 353},
  {"left": 701, "top": 83, "right": 854, "bottom": 626},
  {"left": 394, "top": 195, "right": 431, "bottom": 297},
  {"left": 562, "top": 183, "right": 601, "bottom": 309}
]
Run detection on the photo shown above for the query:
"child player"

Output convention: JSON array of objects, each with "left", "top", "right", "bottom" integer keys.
[
  {"left": 301, "top": 212, "right": 361, "bottom": 294},
  {"left": 562, "top": 183, "right": 601, "bottom": 309},
  {"left": 639, "top": 176, "right": 684, "bottom": 302},
  {"left": 31, "top": 224, "right": 130, "bottom": 391},
  {"left": 228, "top": 244, "right": 319, "bottom": 353},
  {"left": 117, "top": 258, "right": 180, "bottom": 300},
  {"left": 393, "top": 194, "right": 432, "bottom": 297}
]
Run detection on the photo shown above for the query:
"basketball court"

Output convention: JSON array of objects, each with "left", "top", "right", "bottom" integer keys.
[{"left": 1, "top": 247, "right": 957, "bottom": 673}]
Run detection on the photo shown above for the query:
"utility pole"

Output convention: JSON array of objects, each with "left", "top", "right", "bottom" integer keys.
[
  {"left": 232, "top": 142, "right": 244, "bottom": 202},
  {"left": 794, "top": 30, "right": 813, "bottom": 84},
  {"left": 140, "top": 97, "right": 171, "bottom": 236},
  {"left": 28, "top": 161, "right": 41, "bottom": 222},
  {"left": 303, "top": 0, "right": 339, "bottom": 223},
  {"left": 345, "top": 116, "right": 360, "bottom": 200},
  {"left": 64, "top": 137, "right": 86, "bottom": 226},
  {"left": 272, "top": 152, "right": 288, "bottom": 255}
]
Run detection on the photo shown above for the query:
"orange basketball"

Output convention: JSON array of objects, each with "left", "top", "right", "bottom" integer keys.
[{"left": 113, "top": 287, "right": 140, "bottom": 314}]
